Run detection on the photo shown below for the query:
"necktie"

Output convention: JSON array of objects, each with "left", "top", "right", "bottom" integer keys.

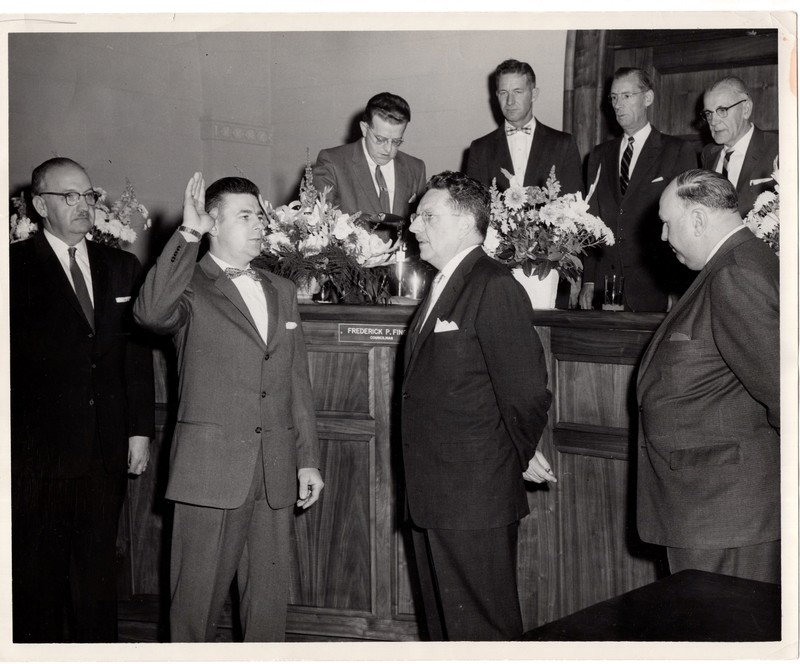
[
  {"left": 225, "top": 267, "right": 262, "bottom": 282},
  {"left": 721, "top": 149, "right": 735, "bottom": 180},
  {"left": 375, "top": 165, "right": 390, "bottom": 213},
  {"left": 68, "top": 246, "right": 94, "bottom": 331},
  {"left": 620, "top": 136, "right": 634, "bottom": 196},
  {"left": 506, "top": 125, "right": 532, "bottom": 135}
]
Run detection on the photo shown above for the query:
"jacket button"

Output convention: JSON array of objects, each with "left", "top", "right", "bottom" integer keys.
[
  {"left": 402, "top": 392, "right": 409, "bottom": 399},
  {"left": 89, "top": 399, "right": 94, "bottom": 406},
  {"left": 255, "top": 426, "right": 262, "bottom": 434},
  {"left": 88, "top": 333, "right": 94, "bottom": 339},
  {"left": 264, "top": 353, "right": 270, "bottom": 361},
  {"left": 261, "top": 391, "right": 267, "bottom": 398},
  {"left": 639, "top": 405, "right": 644, "bottom": 413}
]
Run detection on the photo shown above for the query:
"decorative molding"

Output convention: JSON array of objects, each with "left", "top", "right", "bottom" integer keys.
[
  {"left": 553, "top": 422, "right": 631, "bottom": 460},
  {"left": 201, "top": 118, "right": 273, "bottom": 146}
]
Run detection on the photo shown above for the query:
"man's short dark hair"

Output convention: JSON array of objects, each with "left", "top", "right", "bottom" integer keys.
[
  {"left": 363, "top": 92, "right": 411, "bottom": 125},
  {"left": 494, "top": 59, "right": 536, "bottom": 88},
  {"left": 31, "top": 157, "right": 87, "bottom": 195},
  {"left": 426, "top": 171, "right": 491, "bottom": 238},
  {"left": 674, "top": 169, "right": 739, "bottom": 212},
  {"left": 613, "top": 67, "right": 654, "bottom": 92},
  {"left": 205, "top": 177, "right": 261, "bottom": 213}
]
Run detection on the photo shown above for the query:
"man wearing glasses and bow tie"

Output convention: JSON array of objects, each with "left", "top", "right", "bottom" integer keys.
[
  {"left": 313, "top": 92, "right": 427, "bottom": 236},
  {"left": 700, "top": 76, "right": 779, "bottom": 218},
  {"left": 466, "top": 59, "right": 583, "bottom": 195},
  {"left": 10, "top": 157, "right": 154, "bottom": 642},
  {"left": 579, "top": 67, "right": 697, "bottom": 312},
  {"left": 134, "top": 174, "right": 323, "bottom": 641}
]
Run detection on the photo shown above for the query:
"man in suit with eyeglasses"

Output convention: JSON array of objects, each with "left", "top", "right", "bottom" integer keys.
[
  {"left": 313, "top": 92, "right": 427, "bottom": 231},
  {"left": 700, "top": 76, "right": 779, "bottom": 218},
  {"left": 579, "top": 67, "right": 697, "bottom": 312},
  {"left": 10, "top": 157, "right": 154, "bottom": 642}
]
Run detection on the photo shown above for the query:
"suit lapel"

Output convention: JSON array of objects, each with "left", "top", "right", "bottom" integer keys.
[
  {"left": 87, "top": 241, "right": 107, "bottom": 333},
  {"left": 525, "top": 121, "right": 547, "bottom": 186},
  {"left": 624, "top": 130, "right": 661, "bottom": 195},
  {"left": 350, "top": 144, "right": 383, "bottom": 212},
  {"left": 737, "top": 127, "right": 764, "bottom": 190},
  {"left": 392, "top": 153, "right": 409, "bottom": 215},
  {"left": 34, "top": 232, "right": 94, "bottom": 330},
  {"left": 260, "top": 271, "right": 279, "bottom": 349},
  {"left": 492, "top": 128, "right": 514, "bottom": 187},
  {"left": 603, "top": 138, "right": 623, "bottom": 205},
  {"left": 200, "top": 254, "right": 265, "bottom": 345}
]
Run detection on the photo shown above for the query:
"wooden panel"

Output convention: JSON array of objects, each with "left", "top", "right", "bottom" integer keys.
[
  {"left": 557, "top": 360, "right": 636, "bottom": 428},
  {"left": 307, "top": 349, "right": 370, "bottom": 414},
  {"left": 551, "top": 326, "right": 652, "bottom": 364},
  {"left": 556, "top": 453, "right": 659, "bottom": 617},
  {"left": 290, "top": 437, "right": 373, "bottom": 612},
  {"left": 652, "top": 33, "right": 778, "bottom": 73},
  {"left": 554, "top": 423, "right": 630, "bottom": 460}
]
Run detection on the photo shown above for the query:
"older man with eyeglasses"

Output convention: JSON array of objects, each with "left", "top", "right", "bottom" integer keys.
[
  {"left": 313, "top": 92, "right": 427, "bottom": 242},
  {"left": 579, "top": 67, "right": 698, "bottom": 313},
  {"left": 700, "top": 76, "right": 779, "bottom": 218},
  {"left": 10, "top": 157, "right": 154, "bottom": 642}
]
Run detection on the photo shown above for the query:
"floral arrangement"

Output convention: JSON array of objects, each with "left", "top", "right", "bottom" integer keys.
[
  {"left": 9, "top": 179, "right": 150, "bottom": 250},
  {"left": 89, "top": 180, "right": 151, "bottom": 248},
  {"left": 257, "top": 160, "right": 399, "bottom": 303},
  {"left": 483, "top": 166, "right": 615, "bottom": 282},
  {"left": 744, "top": 169, "right": 779, "bottom": 254}
]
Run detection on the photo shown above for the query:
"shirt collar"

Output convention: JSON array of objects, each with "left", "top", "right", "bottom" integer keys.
[
  {"left": 504, "top": 117, "right": 537, "bottom": 134},
  {"left": 440, "top": 244, "right": 481, "bottom": 279},
  {"left": 704, "top": 224, "right": 746, "bottom": 266},
  {"left": 43, "top": 227, "right": 88, "bottom": 256},
  {"left": 625, "top": 122, "right": 652, "bottom": 144},
  {"left": 725, "top": 123, "right": 754, "bottom": 153},
  {"left": 208, "top": 252, "right": 250, "bottom": 272}
]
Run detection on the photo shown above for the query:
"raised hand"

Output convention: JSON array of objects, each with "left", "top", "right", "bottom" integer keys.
[{"left": 183, "top": 172, "right": 215, "bottom": 235}]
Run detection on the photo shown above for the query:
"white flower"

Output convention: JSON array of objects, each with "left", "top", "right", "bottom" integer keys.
[
  {"left": 332, "top": 215, "right": 355, "bottom": 240},
  {"left": 483, "top": 226, "right": 501, "bottom": 256},
  {"left": 504, "top": 185, "right": 527, "bottom": 211},
  {"left": 299, "top": 232, "right": 329, "bottom": 255}
]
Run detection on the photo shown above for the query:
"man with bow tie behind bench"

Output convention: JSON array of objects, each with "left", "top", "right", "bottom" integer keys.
[
  {"left": 401, "top": 171, "right": 554, "bottom": 640},
  {"left": 134, "top": 173, "right": 323, "bottom": 642}
]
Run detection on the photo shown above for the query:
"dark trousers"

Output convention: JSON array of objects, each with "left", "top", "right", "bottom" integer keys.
[
  {"left": 411, "top": 521, "right": 523, "bottom": 641},
  {"left": 11, "top": 459, "right": 127, "bottom": 643},
  {"left": 169, "top": 448, "right": 292, "bottom": 642},
  {"left": 667, "top": 539, "right": 781, "bottom": 584}
]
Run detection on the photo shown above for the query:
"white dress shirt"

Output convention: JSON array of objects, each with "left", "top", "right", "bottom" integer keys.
[
  {"left": 505, "top": 117, "right": 536, "bottom": 185},
  {"left": 421, "top": 244, "right": 481, "bottom": 327},
  {"left": 209, "top": 253, "right": 269, "bottom": 344},
  {"left": 715, "top": 123, "right": 754, "bottom": 188},
  {"left": 362, "top": 139, "right": 396, "bottom": 213},
  {"left": 43, "top": 228, "right": 94, "bottom": 305},
  {"left": 618, "top": 122, "right": 652, "bottom": 178}
]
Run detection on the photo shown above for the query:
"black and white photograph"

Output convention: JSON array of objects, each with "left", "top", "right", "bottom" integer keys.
[{"left": 1, "top": 6, "right": 797, "bottom": 662}]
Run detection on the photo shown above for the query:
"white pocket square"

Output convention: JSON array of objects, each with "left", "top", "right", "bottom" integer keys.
[
  {"left": 651, "top": 176, "right": 664, "bottom": 183},
  {"left": 434, "top": 318, "right": 459, "bottom": 332},
  {"left": 750, "top": 177, "right": 773, "bottom": 186},
  {"left": 285, "top": 321, "right": 297, "bottom": 329},
  {"left": 115, "top": 296, "right": 131, "bottom": 303}
]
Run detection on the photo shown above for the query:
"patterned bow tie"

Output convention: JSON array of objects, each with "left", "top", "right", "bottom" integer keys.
[
  {"left": 506, "top": 125, "right": 532, "bottom": 136},
  {"left": 225, "top": 267, "right": 261, "bottom": 282}
]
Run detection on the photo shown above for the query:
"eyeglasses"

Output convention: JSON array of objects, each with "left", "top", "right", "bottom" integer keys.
[
  {"left": 608, "top": 91, "right": 645, "bottom": 104},
  {"left": 37, "top": 190, "right": 101, "bottom": 207},
  {"left": 367, "top": 126, "right": 404, "bottom": 148},
  {"left": 410, "top": 211, "right": 463, "bottom": 225},
  {"left": 701, "top": 98, "right": 748, "bottom": 123}
]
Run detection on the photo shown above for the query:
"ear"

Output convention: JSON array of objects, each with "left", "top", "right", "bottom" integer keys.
[
  {"left": 643, "top": 89, "right": 655, "bottom": 109},
  {"left": 530, "top": 87, "right": 540, "bottom": 103},
  {"left": 207, "top": 207, "right": 220, "bottom": 237},
  {"left": 359, "top": 121, "right": 369, "bottom": 139},
  {"left": 690, "top": 206, "right": 708, "bottom": 236},
  {"left": 31, "top": 194, "right": 47, "bottom": 219},
  {"left": 742, "top": 98, "right": 753, "bottom": 121}
]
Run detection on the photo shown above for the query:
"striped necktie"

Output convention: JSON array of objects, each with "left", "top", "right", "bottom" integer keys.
[
  {"left": 721, "top": 149, "right": 735, "bottom": 180},
  {"left": 68, "top": 246, "right": 95, "bottom": 331},
  {"left": 620, "top": 136, "right": 634, "bottom": 196},
  {"left": 375, "top": 165, "right": 390, "bottom": 213}
]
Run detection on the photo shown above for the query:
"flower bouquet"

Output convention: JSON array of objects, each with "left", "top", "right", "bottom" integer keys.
[
  {"left": 9, "top": 179, "right": 150, "bottom": 250},
  {"left": 744, "top": 169, "right": 779, "bottom": 254},
  {"left": 483, "top": 166, "right": 615, "bottom": 283},
  {"left": 257, "top": 161, "right": 399, "bottom": 304}
]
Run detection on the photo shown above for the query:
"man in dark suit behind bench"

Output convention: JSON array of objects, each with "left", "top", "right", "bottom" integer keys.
[{"left": 401, "top": 171, "right": 555, "bottom": 640}]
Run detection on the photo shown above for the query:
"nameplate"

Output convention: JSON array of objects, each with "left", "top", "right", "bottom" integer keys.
[{"left": 338, "top": 323, "right": 408, "bottom": 345}]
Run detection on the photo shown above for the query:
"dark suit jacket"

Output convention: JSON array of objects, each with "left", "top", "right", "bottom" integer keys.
[
  {"left": 583, "top": 128, "right": 698, "bottom": 312},
  {"left": 401, "top": 247, "right": 551, "bottom": 530},
  {"left": 466, "top": 120, "right": 583, "bottom": 194},
  {"left": 701, "top": 126, "right": 779, "bottom": 217},
  {"left": 313, "top": 140, "right": 427, "bottom": 219},
  {"left": 133, "top": 232, "right": 319, "bottom": 509},
  {"left": 10, "top": 233, "right": 155, "bottom": 478},
  {"left": 637, "top": 229, "right": 779, "bottom": 549}
]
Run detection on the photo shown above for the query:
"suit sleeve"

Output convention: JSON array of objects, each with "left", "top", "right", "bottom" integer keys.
[
  {"left": 709, "top": 261, "right": 780, "bottom": 432},
  {"left": 133, "top": 230, "right": 199, "bottom": 336},
  {"left": 124, "top": 254, "right": 156, "bottom": 438},
  {"left": 475, "top": 274, "right": 552, "bottom": 466},
  {"left": 466, "top": 139, "right": 488, "bottom": 186},
  {"left": 312, "top": 149, "right": 340, "bottom": 207},
  {"left": 287, "top": 286, "right": 321, "bottom": 469},
  {"left": 582, "top": 148, "right": 602, "bottom": 284}
]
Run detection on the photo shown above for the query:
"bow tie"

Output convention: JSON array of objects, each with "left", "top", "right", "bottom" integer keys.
[
  {"left": 225, "top": 267, "right": 261, "bottom": 282},
  {"left": 506, "top": 125, "right": 532, "bottom": 136}
]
